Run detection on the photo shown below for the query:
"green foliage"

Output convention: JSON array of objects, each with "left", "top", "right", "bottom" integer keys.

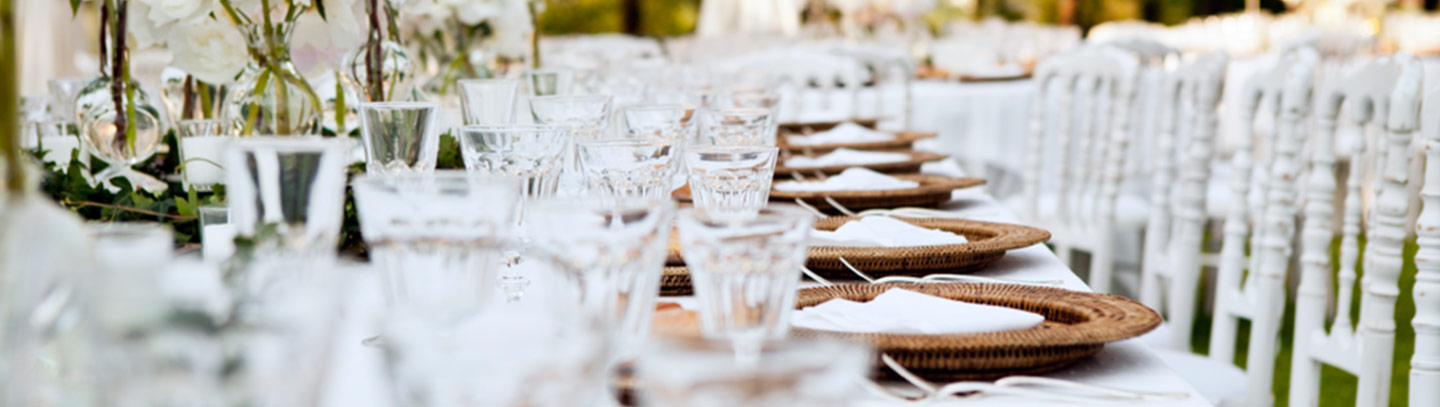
[{"left": 69, "top": 0, "right": 83, "bottom": 15}]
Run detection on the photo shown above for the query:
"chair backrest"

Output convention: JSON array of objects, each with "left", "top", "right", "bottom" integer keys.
[
  {"left": 1021, "top": 45, "right": 1141, "bottom": 293},
  {"left": 1207, "top": 48, "right": 1320, "bottom": 406},
  {"left": 1105, "top": 39, "right": 1180, "bottom": 187},
  {"left": 1289, "top": 54, "right": 1421, "bottom": 407},
  {"left": 1137, "top": 51, "right": 1228, "bottom": 352},
  {"left": 1411, "top": 74, "right": 1440, "bottom": 407}
]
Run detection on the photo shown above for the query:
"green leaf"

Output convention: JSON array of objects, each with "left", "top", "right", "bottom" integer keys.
[
  {"left": 175, "top": 195, "right": 195, "bottom": 217},
  {"left": 69, "top": 0, "right": 82, "bottom": 15},
  {"left": 314, "top": 0, "right": 327, "bottom": 20}
]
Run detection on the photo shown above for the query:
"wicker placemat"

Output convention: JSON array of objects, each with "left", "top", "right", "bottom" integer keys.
[
  {"left": 808, "top": 217, "right": 1050, "bottom": 279},
  {"left": 776, "top": 150, "right": 948, "bottom": 177},
  {"left": 779, "top": 131, "right": 936, "bottom": 154},
  {"left": 771, "top": 174, "right": 985, "bottom": 212},
  {"left": 779, "top": 118, "right": 880, "bottom": 134},
  {"left": 791, "top": 282, "right": 1161, "bottom": 381},
  {"left": 660, "top": 266, "right": 692, "bottom": 296}
]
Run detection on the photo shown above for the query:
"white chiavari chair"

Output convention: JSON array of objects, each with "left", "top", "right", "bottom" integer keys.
[
  {"left": 1019, "top": 45, "right": 1141, "bottom": 293},
  {"left": 1138, "top": 51, "right": 1229, "bottom": 352},
  {"left": 1206, "top": 48, "right": 1320, "bottom": 406},
  {"left": 1411, "top": 78, "right": 1440, "bottom": 407},
  {"left": 1289, "top": 54, "right": 1423, "bottom": 407}
]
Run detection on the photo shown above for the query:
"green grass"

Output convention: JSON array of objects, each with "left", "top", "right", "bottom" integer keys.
[{"left": 1187, "top": 237, "right": 1417, "bottom": 406}]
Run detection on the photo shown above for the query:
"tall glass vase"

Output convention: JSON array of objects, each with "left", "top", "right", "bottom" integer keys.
[
  {"left": 341, "top": 40, "right": 422, "bottom": 103},
  {"left": 231, "top": 26, "right": 323, "bottom": 136},
  {"left": 75, "top": 76, "right": 168, "bottom": 192}
]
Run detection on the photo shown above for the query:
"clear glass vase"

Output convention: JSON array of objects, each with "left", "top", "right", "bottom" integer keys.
[
  {"left": 230, "top": 27, "right": 323, "bottom": 136},
  {"left": 342, "top": 40, "right": 423, "bottom": 103},
  {"left": 160, "top": 68, "right": 234, "bottom": 127},
  {"left": 75, "top": 76, "right": 168, "bottom": 192}
]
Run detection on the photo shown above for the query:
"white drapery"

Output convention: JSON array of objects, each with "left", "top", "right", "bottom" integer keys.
[{"left": 18, "top": 0, "right": 86, "bottom": 95}]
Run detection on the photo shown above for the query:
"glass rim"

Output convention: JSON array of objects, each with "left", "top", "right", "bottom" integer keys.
[
  {"left": 352, "top": 170, "right": 522, "bottom": 186},
  {"left": 529, "top": 195, "right": 676, "bottom": 212},
  {"left": 677, "top": 204, "right": 814, "bottom": 226},
  {"left": 682, "top": 145, "right": 778, "bottom": 154},
  {"left": 529, "top": 94, "right": 614, "bottom": 104},
  {"left": 175, "top": 118, "right": 229, "bottom": 124},
  {"left": 576, "top": 138, "right": 674, "bottom": 148},
  {"left": 227, "top": 136, "right": 353, "bottom": 152},
  {"left": 699, "top": 107, "right": 772, "bottom": 118},
  {"left": 625, "top": 103, "right": 697, "bottom": 113},
  {"left": 455, "top": 78, "right": 519, "bottom": 86},
  {"left": 356, "top": 101, "right": 441, "bottom": 110},
  {"left": 86, "top": 221, "right": 175, "bottom": 240},
  {"left": 458, "top": 123, "right": 571, "bottom": 133}
]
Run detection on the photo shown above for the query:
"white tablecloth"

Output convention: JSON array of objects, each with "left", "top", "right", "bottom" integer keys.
[{"left": 319, "top": 176, "right": 1208, "bottom": 406}]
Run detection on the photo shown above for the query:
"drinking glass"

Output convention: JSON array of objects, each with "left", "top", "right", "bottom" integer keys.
[
  {"left": 33, "top": 120, "right": 83, "bottom": 168},
  {"left": 637, "top": 339, "right": 873, "bottom": 407},
  {"left": 353, "top": 172, "right": 522, "bottom": 325},
  {"left": 233, "top": 261, "right": 352, "bottom": 407},
  {"left": 358, "top": 102, "right": 441, "bottom": 174},
  {"left": 523, "top": 68, "right": 575, "bottom": 97},
  {"left": 224, "top": 137, "right": 351, "bottom": 281},
  {"left": 622, "top": 104, "right": 697, "bottom": 144},
  {"left": 176, "top": 119, "right": 232, "bottom": 189},
  {"left": 87, "top": 223, "right": 175, "bottom": 332},
  {"left": 456, "top": 79, "right": 518, "bottom": 125},
  {"left": 683, "top": 146, "right": 779, "bottom": 220},
  {"left": 677, "top": 206, "right": 815, "bottom": 348},
  {"left": 381, "top": 301, "right": 610, "bottom": 407},
  {"left": 48, "top": 77, "right": 91, "bottom": 122},
  {"left": 529, "top": 95, "right": 614, "bottom": 141},
  {"left": 576, "top": 140, "right": 678, "bottom": 201},
  {"left": 527, "top": 198, "right": 675, "bottom": 361},
  {"left": 455, "top": 124, "right": 569, "bottom": 204},
  {"left": 85, "top": 224, "right": 233, "bottom": 407},
  {"left": 696, "top": 107, "right": 775, "bottom": 146},
  {"left": 199, "top": 204, "right": 234, "bottom": 262}
]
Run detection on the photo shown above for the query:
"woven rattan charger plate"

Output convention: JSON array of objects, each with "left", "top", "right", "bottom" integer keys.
[
  {"left": 776, "top": 150, "right": 948, "bottom": 177},
  {"left": 807, "top": 216, "right": 1051, "bottom": 280},
  {"left": 792, "top": 282, "right": 1161, "bottom": 381},
  {"left": 779, "top": 131, "right": 937, "bottom": 154},
  {"left": 771, "top": 174, "right": 985, "bottom": 212},
  {"left": 779, "top": 118, "right": 880, "bottom": 134},
  {"left": 660, "top": 266, "right": 692, "bottom": 296}
]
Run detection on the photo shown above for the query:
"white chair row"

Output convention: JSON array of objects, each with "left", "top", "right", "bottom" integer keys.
[{"left": 1139, "top": 48, "right": 1437, "bottom": 406}]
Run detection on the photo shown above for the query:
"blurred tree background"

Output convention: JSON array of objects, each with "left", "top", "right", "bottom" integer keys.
[{"left": 534, "top": 0, "right": 1312, "bottom": 36}]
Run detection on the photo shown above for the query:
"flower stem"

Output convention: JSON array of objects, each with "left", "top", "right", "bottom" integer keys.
[{"left": 1, "top": 0, "right": 21, "bottom": 192}]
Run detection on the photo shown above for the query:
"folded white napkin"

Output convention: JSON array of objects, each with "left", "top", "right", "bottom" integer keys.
[
  {"left": 811, "top": 216, "right": 968, "bottom": 247},
  {"left": 785, "top": 148, "right": 910, "bottom": 168},
  {"left": 787, "top": 123, "right": 895, "bottom": 146},
  {"left": 792, "top": 288, "right": 1045, "bottom": 334},
  {"left": 773, "top": 168, "right": 919, "bottom": 192}
]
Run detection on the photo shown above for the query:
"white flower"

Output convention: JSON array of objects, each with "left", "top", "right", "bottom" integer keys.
[
  {"left": 291, "top": 11, "right": 357, "bottom": 78},
  {"left": 168, "top": 19, "right": 250, "bottom": 84},
  {"left": 402, "top": 0, "right": 453, "bottom": 36},
  {"left": 443, "top": 0, "right": 503, "bottom": 25},
  {"left": 128, "top": 0, "right": 219, "bottom": 47}
]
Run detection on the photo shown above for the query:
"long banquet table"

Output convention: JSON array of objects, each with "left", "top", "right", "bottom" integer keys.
[{"left": 320, "top": 165, "right": 1209, "bottom": 407}]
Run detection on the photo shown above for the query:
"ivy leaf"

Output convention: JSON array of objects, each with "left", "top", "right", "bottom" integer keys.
[{"left": 175, "top": 195, "right": 195, "bottom": 217}]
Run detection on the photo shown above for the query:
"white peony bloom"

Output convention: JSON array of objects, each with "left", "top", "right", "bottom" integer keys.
[
  {"left": 402, "top": 0, "right": 452, "bottom": 36},
  {"left": 488, "top": 0, "right": 531, "bottom": 57},
  {"left": 291, "top": 12, "right": 356, "bottom": 78},
  {"left": 137, "top": 0, "right": 216, "bottom": 24},
  {"left": 128, "top": 0, "right": 219, "bottom": 47},
  {"left": 168, "top": 20, "right": 250, "bottom": 84}
]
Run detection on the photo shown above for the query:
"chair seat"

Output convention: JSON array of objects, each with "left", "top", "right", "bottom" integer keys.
[
  {"left": 1003, "top": 193, "right": 1151, "bottom": 229},
  {"left": 1153, "top": 347, "right": 1247, "bottom": 406}
]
